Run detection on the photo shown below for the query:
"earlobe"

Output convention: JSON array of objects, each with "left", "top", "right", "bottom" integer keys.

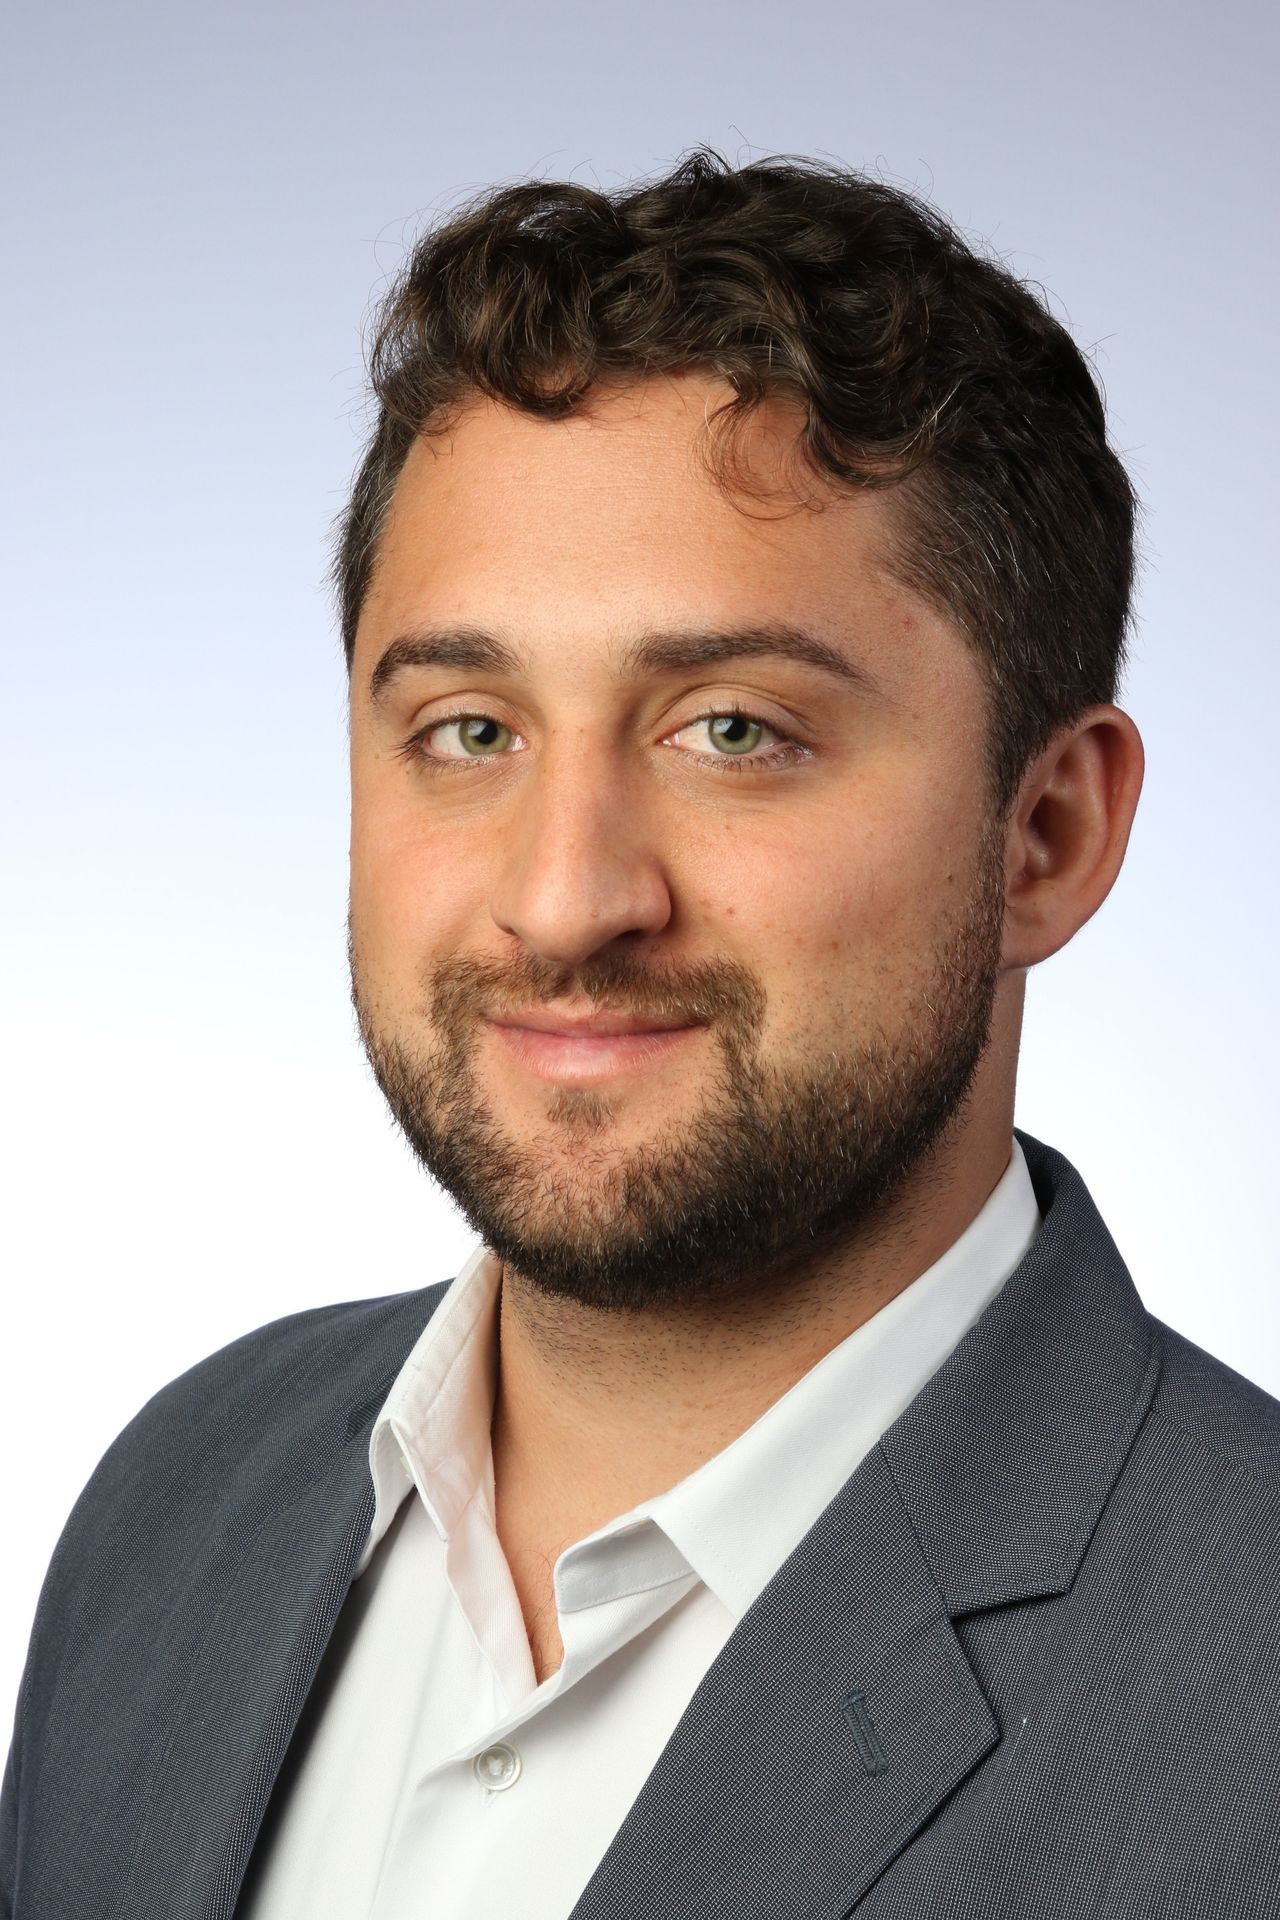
[{"left": 1001, "top": 705, "right": 1145, "bottom": 968}]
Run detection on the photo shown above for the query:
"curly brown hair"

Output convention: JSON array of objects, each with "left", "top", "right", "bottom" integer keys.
[{"left": 333, "top": 147, "right": 1138, "bottom": 818}]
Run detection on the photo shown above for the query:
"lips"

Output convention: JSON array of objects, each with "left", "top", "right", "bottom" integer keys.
[
  {"left": 484, "top": 1004, "right": 707, "bottom": 1085},
  {"left": 489, "top": 1006, "right": 701, "bottom": 1038}
]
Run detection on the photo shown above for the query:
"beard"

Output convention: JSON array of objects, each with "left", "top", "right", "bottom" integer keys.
[{"left": 350, "top": 818, "right": 1008, "bottom": 1315}]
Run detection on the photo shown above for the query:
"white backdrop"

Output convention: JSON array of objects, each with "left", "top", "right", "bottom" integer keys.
[{"left": 2, "top": 0, "right": 1277, "bottom": 1728}]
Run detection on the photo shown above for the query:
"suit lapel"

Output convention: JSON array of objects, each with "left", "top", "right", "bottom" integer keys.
[
  {"left": 113, "top": 1293, "right": 441, "bottom": 1920},
  {"left": 571, "top": 1443, "right": 1001, "bottom": 1920},
  {"left": 571, "top": 1131, "right": 1161, "bottom": 1917}
]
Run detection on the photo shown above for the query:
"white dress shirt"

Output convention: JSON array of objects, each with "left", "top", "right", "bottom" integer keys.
[{"left": 239, "top": 1136, "right": 1041, "bottom": 1919}]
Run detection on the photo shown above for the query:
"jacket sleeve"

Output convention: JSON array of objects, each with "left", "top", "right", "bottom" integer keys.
[{"left": 0, "top": 1694, "right": 21, "bottom": 1919}]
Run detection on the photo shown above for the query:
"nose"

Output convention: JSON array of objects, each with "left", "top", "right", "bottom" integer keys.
[{"left": 488, "top": 742, "right": 674, "bottom": 967}]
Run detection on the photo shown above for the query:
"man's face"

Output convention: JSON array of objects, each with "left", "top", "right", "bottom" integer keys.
[{"left": 348, "top": 375, "right": 1010, "bottom": 1311}]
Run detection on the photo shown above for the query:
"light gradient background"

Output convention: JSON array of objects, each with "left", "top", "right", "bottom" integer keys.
[{"left": 2, "top": 0, "right": 1276, "bottom": 1725}]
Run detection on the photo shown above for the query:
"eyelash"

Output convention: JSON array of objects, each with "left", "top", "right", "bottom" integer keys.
[{"left": 395, "top": 707, "right": 810, "bottom": 776}]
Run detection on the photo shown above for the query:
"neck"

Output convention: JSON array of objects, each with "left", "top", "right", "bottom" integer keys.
[{"left": 490, "top": 1108, "right": 1014, "bottom": 1544}]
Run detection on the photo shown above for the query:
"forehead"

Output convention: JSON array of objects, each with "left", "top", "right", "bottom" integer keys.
[{"left": 354, "top": 374, "right": 974, "bottom": 706}]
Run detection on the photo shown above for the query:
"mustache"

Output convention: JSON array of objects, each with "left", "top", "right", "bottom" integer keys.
[{"left": 428, "top": 951, "right": 766, "bottom": 1042}]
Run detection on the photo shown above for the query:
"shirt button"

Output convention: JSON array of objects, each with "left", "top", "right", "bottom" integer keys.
[{"left": 473, "top": 1742, "right": 522, "bottom": 1791}]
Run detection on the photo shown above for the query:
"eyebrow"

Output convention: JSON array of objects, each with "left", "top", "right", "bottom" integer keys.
[
  {"left": 624, "top": 626, "right": 880, "bottom": 692},
  {"left": 368, "top": 622, "right": 880, "bottom": 704},
  {"left": 369, "top": 626, "right": 516, "bottom": 703}
]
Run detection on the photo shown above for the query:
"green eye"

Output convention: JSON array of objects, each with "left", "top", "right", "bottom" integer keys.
[
  {"left": 453, "top": 716, "right": 510, "bottom": 755},
  {"left": 707, "top": 714, "right": 765, "bottom": 755}
]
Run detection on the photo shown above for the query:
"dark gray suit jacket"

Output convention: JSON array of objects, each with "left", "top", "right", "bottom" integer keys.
[{"left": 3, "top": 1128, "right": 1279, "bottom": 1916}]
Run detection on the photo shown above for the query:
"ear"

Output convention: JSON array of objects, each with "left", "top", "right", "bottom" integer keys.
[{"left": 1002, "top": 704, "right": 1145, "bottom": 969}]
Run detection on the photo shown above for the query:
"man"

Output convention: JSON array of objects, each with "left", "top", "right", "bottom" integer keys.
[{"left": 3, "top": 148, "right": 1277, "bottom": 1918}]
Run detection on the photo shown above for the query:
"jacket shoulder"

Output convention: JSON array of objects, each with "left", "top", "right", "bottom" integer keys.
[
  {"left": 85, "top": 1279, "right": 444, "bottom": 1495},
  {"left": 113, "top": 1285, "right": 441, "bottom": 1447},
  {"left": 19, "top": 1282, "right": 448, "bottom": 1709},
  {"left": 1, "top": 1284, "right": 450, "bottom": 1912},
  {"left": 1147, "top": 1315, "right": 1280, "bottom": 1489}
]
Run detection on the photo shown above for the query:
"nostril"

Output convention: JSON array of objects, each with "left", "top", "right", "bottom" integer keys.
[{"left": 489, "top": 860, "right": 675, "bottom": 963}]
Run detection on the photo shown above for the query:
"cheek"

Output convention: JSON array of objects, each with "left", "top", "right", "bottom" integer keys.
[
  {"left": 722, "top": 809, "right": 965, "bottom": 1031},
  {"left": 349, "top": 791, "right": 477, "bottom": 970}
]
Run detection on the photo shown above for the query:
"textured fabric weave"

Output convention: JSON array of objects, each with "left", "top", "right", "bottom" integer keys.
[{"left": 2, "top": 1127, "right": 1278, "bottom": 1917}]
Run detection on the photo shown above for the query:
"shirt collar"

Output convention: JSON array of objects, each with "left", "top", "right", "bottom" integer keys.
[
  {"left": 359, "top": 1135, "right": 1041, "bottom": 1602},
  {"left": 359, "top": 1240, "right": 501, "bottom": 1574},
  {"left": 645, "top": 1133, "right": 1042, "bottom": 1617}
]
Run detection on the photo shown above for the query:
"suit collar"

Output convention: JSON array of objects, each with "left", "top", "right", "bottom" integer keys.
[
  {"left": 570, "top": 1129, "right": 1161, "bottom": 1917},
  {"left": 646, "top": 1131, "right": 1042, "bottom": 1621},
  {"left": 572, "top": 1441, "right": 1005, "bottom": 1920},
  {"left": 881, "top": 1126, "right": 1160, "bottom": 1614},
  {"left": 117, "top": 1288, "right": 444, "bottom": 1920}
]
